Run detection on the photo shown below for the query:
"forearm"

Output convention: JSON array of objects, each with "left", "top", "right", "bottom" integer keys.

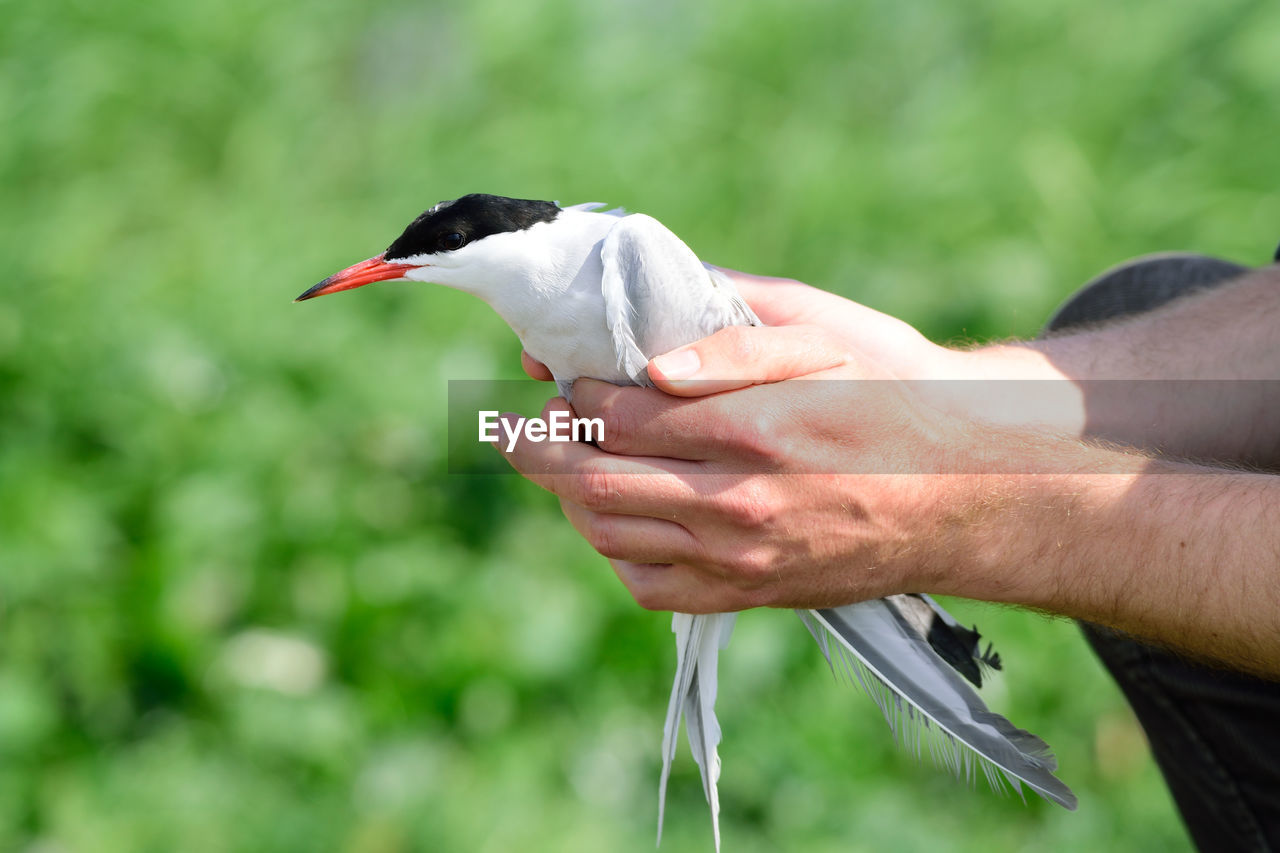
[
  {"left": 932, "top": 436, "right": 1280, "bottom": 675},
  {"left": 935, "top": 265, "right": 1280, "bottom": 466}
]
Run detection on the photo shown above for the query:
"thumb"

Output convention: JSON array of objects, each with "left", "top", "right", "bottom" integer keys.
[{"left": 647, "top": 325, "right": 849, "bottom": 397}]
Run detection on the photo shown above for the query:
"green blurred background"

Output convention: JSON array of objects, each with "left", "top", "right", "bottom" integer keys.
[{"left": 3, "top": 0, "right": 1277, "bottom": 849}]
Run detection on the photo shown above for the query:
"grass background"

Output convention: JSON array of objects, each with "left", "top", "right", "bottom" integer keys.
[{"left": 3, "top": 0, "right": 1278, "bottom": 849}]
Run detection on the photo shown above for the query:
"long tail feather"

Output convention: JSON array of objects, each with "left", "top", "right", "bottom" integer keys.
[
  {"left": 657, "top": 612, "right": 736, "bottom": 851},
  {"left": 685, "top": 614, "right": 734, "bottom": 852},
  {"left": 658, "top": 613, "right": 703, "bottom": 845},
  {"left": 798, "top": 601, "right": 1076, "bottom": 810}
]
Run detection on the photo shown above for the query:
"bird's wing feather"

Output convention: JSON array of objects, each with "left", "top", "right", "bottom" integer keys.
[
  {"left": 658, "top": 612, "right": 735, "bottom": 852},
  {"left": 797, "top": 603, "right": 1076, "bottom": 809},
  {"left": 564, "top": 201, "right": 627, "bottom": 217},
  {"left": 704, "top": 263, "right": 760, "bottom": 329},
  {"left": 660, "top": 612, "right": 732, "bottom": 850},
  {"left": 658, "top": 613, "right": 703, "bottom": 844},
  {"left": 601, "top": 214, "right": 758, "bottom": 384},
  {"left": 686, "top": 613, "right": 733, "bottom": 851}
]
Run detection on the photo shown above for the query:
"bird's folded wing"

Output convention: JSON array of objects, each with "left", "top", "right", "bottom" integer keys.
[
  {"left": 600, "top": 214, "right": 759, "bottom": 385},
  {"left": 798, "top": 602, "right": 1077, "bottom": 810}
]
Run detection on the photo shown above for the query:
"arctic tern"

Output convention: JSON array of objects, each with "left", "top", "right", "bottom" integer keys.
[{"left": 298, "top": 193, "right": 1076, "bottom": 848}]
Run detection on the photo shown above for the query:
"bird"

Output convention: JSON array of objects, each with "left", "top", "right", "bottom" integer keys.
[{"left": 298, "top": 193, "right": 1077, "bottom": 848}]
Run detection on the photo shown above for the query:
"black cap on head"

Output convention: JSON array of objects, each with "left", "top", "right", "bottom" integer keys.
[{"left": 384, "top": 194, "right": 561, "bottom": 261}]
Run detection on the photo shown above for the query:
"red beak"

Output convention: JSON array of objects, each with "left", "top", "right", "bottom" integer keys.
[{"left": 295, "top": 254, "right": 419, "bottom": 302}]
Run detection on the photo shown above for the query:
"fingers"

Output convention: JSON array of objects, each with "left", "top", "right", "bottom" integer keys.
[
  {"left": 608, "top": 559, "right": 773, "bottom": 613},
  {"left": 608, "top": 560, "right": 733, "bottom": 614},
  {"left": 498, "top": 399, "right": 704, "bottom": 513},
  {"left": 567, "top": 379, "right": 759, "bottom": 460},
  {"left": 646, "top": 324, "right": 851, "bottom": 396},
  {"left": 711, "top": 268, "right": 919, "bottom": 359},
  {"left": 521, "top": 351, "right": 554, "bottom": 381},
  {"left": 496, "top": 392, "right": 797, "bottom": 614},
  {"left": 559, "top": 500, "right": 702, "bottom": 564}
]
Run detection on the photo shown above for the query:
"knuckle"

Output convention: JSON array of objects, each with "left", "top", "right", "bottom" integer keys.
[
  {"left": 732, "top": 498, "right": 771, "bottom": 530},
  {"left": 718, "top": 544, "right": 783, "bottom": 606},
  {"left": 728, "top": 544, "right": 772, "bottom": 582},
  {"left": 576, "top": 463, "right": 616, "bottom": 512},
  {"left": 584, "top": 515, "right": 624, "bottom": 560},
  {"left": 716, "top": 325, "right": 758, "bottom": 366},
  {"left": 815, "top": 328, "right": 856, "bottom": 363},
  {"left": 718, "top": 478, "right": 776, "bottom": 528},
  {"left": 593, "top": 392, "right": 637, "bottom": 453}
]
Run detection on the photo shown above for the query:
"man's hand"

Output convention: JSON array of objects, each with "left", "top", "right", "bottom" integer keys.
[
  {"left": 508, "top": 267, "right": 1035, "bottom": 615},
  {"left": 502, "top": 334, "right": 974, "bottom": 614}
]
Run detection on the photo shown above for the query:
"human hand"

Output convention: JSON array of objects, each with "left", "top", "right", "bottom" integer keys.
[{"left": 500, "top": 335, "right": 974, "bottom": 613}]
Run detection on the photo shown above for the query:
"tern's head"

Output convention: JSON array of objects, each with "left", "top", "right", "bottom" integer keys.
[{"left": 296, "top": 193, "right": 562, "bottom": 303}]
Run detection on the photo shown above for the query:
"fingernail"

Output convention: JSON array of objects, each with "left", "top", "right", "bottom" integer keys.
[{"left": 652, "top": 348, "right": 701, "bottom": 380}]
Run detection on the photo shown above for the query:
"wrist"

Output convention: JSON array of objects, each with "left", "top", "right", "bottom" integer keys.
[
  {"left": 910, "top": 344, "right": 1087, "bottom": 437},
  {"left": 925, "top": 434, "right": 1146, "bottom": 610}
]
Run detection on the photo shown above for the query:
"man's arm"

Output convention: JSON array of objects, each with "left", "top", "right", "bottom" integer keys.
[
  {"left": 939, "top": 449, "right": 1280, "bottom": 677},
  {"left": 945, "top": 265, "right": 1280, "bottom": 466}
]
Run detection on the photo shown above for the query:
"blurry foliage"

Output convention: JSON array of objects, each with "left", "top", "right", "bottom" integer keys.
[{"left": 2, "top": 0, "right": 1276, "bottom": 849}]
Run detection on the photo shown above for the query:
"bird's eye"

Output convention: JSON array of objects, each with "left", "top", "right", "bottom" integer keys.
[{"left": 439, "top": 232, "right": 465, "bottom": 251}]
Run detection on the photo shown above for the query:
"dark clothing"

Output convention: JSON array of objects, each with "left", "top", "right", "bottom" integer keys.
[
  {"left": 1047, "top": 255, "right": 1280, "bottom": 853},
  {"left": 1084, "top": 624, "right": 1280, "bottom": 852}
]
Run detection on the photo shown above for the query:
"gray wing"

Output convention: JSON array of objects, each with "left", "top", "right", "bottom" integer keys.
[
  {"left": 600, "top": 213, "right": 758, "bottom": 385},
  {"left": 798, "top": 602, "right": 1076, "bottom": 810}
]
